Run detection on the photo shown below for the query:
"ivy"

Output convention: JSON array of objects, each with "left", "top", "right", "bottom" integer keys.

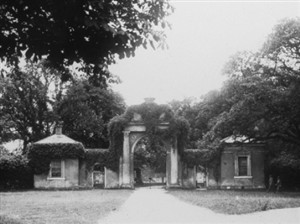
[
  {"left": 108, "top": 101, "right": 190, "bottom": 170},
  {"left": 182, "top": 149, "right": 220, "bottom": 168},
  {"left": 85, "top": 149, "right": 119, "bottom": 171},
  {"left": 27, "top": 143, "right": 85, "bottom": 174}
]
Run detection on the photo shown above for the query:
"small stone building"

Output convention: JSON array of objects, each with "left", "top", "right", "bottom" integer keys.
[
  {"left": 31, "top": 127, "right": 117, "bottom": 189},
  {"left": 33, "top": 127, "right": 85, "bottom": 189},
  {"left": 205, "top": 136, "right": 266, "bottom": 189}
]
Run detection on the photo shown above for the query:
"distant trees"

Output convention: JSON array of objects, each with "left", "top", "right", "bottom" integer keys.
[
  {"left": 177, "top": 18, "right": 300, "bottom": 147},
  {"left": 0, "top": 61, "right": 126, "bottom": 151},
  {"left": 0, "top": 62, "right": 59, "bottom": 149},
  {"left": 0, "top": 0, "right": 173, "bottom": 83},
  {"left": 171, "top": 18, "right": 300, "bottom": 184}
]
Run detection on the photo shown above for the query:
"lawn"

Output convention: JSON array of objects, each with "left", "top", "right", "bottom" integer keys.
[
  {"left": 168, "top": 190, "right": 300, "bottom": 215},
  {"left": 0, "top": 189, "right": 132, "bottom": 224}
]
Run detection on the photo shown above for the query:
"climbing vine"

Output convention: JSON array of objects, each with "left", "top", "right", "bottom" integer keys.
[
  {"left": 108, "top": 101, "right": 190, "bottom": 170},
  {"left": 85, "top": 149, "right": 119, "bottom": 171},
  {"left": 181, "top": 138, "right": 224, "bottom": 168},
  {"left": 27, "top": 143, "right": 85, "bottom": 174}
]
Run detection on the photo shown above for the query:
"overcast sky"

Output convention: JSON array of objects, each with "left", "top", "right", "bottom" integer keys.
[{"left": 110, "top": 1, "right": 300, "bottom": 106}]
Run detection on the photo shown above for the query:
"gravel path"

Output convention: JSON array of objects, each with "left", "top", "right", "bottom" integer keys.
[{"left": 99, "top": 187, "right": 300, "bottom": 223}]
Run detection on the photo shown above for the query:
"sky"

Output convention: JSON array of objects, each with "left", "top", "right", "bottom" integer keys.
[{"left": 109, "top": 0, "right": 300, "bottom": 106}]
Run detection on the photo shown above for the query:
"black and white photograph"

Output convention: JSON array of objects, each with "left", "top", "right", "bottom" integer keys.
[{"left": 0, "top": 0, "right": 300, "bottom": 223}]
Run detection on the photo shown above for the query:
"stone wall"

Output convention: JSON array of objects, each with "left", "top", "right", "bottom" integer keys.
[{"left": 105, "top": 167, "right": 119, "bottom": 188}]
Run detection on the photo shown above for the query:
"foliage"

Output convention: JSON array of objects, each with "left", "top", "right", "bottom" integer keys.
[
  {"left": 170, "top": 18, "right": 300, "bottom": 171},
  {"left": 133, "top": 136, "right": 166, "bottom": 173},
  {"left": 108, "top": 100, "right": 189, "bottom": 170},
  {"left": 215, "top": 18, "right": 300, "bottom": 145},
  {"left": 210, "top": 19, "right": 300, "bottom": 174},
  {"left": 182, "top": 148, "right": 221, "bottom": 168},
  {"left": 0, "top": 154, "right": 33, "bottom": 189},
  {"left": 0, "top": 0, "right": 173, "bottom": 83},
  {"left": 27, "top": 143, "right": 85, "bottom": 174},
  {"left": 85, "top": 149, "right": 118, "bottom": 171},
  {"left": 265, "top": 139, "right": 300, "bottom": 189},
  {"left": 169, "top": 98, "right": 202, "bottom": 148},
  {"left": 57, "top": 80, "right": 125, "bottom": 148},
  {"left": 175, "top": 18, "right": 300, "bottom": 168},
  {"left": 0, "top": 61, "right": 62, "bottom": 150},
  {"left": 169, "top": 96, "right": 227, "bottom": 166}
]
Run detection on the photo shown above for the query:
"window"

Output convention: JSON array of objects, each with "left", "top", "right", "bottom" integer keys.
[
  {"left": 234, "top": 155, "right": 251, "bottom": 177},
  {"left": 49, "top": 160, "right": 64, "bottom": 179},
  {"left": 238, "top": 157, "right": 248, "bottom": 176}
]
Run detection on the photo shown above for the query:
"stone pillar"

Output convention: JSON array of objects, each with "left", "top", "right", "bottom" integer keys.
[
  {"left": 170, "top": 138, "right": 179, "bottom": 186},
  {"left": 121, "top": 131, "right": 132, "bottom": 188}
]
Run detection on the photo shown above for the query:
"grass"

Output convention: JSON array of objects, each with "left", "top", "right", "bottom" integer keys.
[
  {"left": 0, "top": 189, "right": 132, "bottom": 224},
  {"left": 168, "top": 190, "right": 300, "bottom": 215}
]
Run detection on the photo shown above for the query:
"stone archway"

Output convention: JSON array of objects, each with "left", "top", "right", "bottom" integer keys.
[{"left": 119, "top": 122, "right": 180, "bottom": 188}]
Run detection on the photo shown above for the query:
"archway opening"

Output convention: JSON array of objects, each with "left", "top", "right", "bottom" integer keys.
[
  {"left": 133, "top": 136, "right": 167, "bottom": 187},
  {"left": 92, "top": 163, "right": 104, "bottom": 188}
]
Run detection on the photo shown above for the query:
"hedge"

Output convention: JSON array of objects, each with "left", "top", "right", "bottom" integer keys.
[{"left": 0, "top": 154, "right": 33, "bottom": 190}]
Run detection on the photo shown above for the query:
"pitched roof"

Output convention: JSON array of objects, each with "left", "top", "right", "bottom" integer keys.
[
  {"left": 221, "top": 135, "right": 264, "bottom": 144},
  {"left": 34, "top": 134, "right": 80, "bottom": 145}
]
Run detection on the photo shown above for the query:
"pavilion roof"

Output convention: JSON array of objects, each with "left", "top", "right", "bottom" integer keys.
[{"left": 34, "top": 134, "right": 80, "bottom": 145}]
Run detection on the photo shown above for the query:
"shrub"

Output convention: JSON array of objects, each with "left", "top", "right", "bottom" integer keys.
[{"left": 0, "top": 154, "right": 33, "bottom": 190}]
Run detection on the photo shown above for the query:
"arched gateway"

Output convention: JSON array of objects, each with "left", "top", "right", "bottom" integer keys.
[
  {"left": 109, "top": 98, "right": 188, "bottom": 188},
  {"left": 120, "top": 122, "right": 179, "bottom": 188}
]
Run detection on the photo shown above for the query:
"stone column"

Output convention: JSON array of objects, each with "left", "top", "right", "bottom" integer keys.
[
  {"left": 170, "top": 138, "right": 179, "bottom": 186},
  {"left": 121, "top": 131, "right": 132, "bottom": 188}
]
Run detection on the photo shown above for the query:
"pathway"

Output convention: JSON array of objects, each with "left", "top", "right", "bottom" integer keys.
[{"left": 99, "top": 187, "right": 300, "bottom": 223}]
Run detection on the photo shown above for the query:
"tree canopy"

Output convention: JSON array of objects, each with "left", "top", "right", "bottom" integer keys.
[
  {"left": 171, "top": 18, "right": 300, "bottom": 173},
  {"left": 0, "top": 0, "right": 173, "bottom": 82},
  {"left": 0, "top": 62, "right": 58, "bottom": 149},
  {"left": 0, "top": 60, "right": 126, "bottom": 151},
  {"left": 57, "top": 80, "right": 125, "bottom": 148}
]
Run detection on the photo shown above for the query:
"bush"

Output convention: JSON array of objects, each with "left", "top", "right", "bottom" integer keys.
[{"left": 0, "top": 154, "right": 33, "bottom": 190}]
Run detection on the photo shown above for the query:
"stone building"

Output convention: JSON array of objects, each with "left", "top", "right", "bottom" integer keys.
[
  {"left": 33, "top": 127, "right": 84, "bottom": 189},
  {"left": 195, "top": 136, "right": 266, "bottom": 189}
]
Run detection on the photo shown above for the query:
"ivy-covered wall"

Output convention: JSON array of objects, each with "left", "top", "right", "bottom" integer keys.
[
  {"left": 27, "top": 143, "right": 85, "bottom": 174},
  {"left": 108, "top": 101, "right": 190, "bottom": 168}
]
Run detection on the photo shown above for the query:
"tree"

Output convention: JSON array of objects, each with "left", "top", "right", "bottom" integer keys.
[
  {"left": 190, "top": 18, "right": 300, "bottom": 186},
  {"left": 0, "top": 61, "right": 60, "bottom": 151},
  {"left": 169, "top": 98, "right": 202, "bottom": 148},
  {"left": 0, "top": 0, "right": 173, "bottom": 83},
  {"left": 215, "top": 18, "right": 300, "bottom": 145},
  {"left": 57, "top": 80, "right": 125, "bottom": 148}
]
